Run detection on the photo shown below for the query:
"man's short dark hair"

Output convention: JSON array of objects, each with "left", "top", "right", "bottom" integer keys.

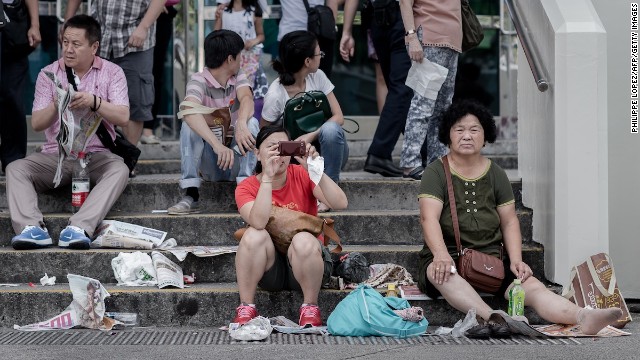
[
  {"left": 63, "top": 15, "right": 101, "bottom": 44},
  {"left": 204, "top": 30, "right": 244, "bottom": 69},
  {"left": 438, "top": 100, "right": 497, "bottom": 146}
]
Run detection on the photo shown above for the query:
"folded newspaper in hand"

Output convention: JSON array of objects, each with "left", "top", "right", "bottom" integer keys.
[{"left": 43, "top": 71, "right": 102, "bottom": 188}]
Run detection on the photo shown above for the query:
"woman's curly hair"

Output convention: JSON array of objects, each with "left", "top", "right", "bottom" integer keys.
[{"left": 438, "top": 100, "right": 497, "bottom": 146}]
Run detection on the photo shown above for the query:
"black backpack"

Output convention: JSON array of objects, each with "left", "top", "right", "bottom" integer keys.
[{"left": 303, "top": 0, "right": 337, "bottom": 41}]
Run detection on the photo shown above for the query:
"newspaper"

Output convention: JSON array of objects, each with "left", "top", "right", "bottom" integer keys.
[
  {"left": 42, "top": 71, "right": 102, "bottom": 188},
  {"left": 14, "top": 274, "right": 116, "bottom": 331},
  {"left": 269, "top": 316, "right": 329, "bottom": 335},
  {"left": 163, "top": 246, "right": 238, "bottom": 262},
  {"left": 94, "top": 220, "right": 167, "bottom": 247},
  {"left": 487, "top": 310, "right": 547, "bottom": 338},
  {"left": 151, "top": 251, "right": 185, "bottom": 289},
  {"left": 534, "top": 323, "right": 632, "bottom": 337},
  {"left": 92, "top": 234, "right": 154, "bottom": 250}
]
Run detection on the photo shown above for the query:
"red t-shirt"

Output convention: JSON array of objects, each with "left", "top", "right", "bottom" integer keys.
[{"left": 235, "top": 165, "right": 318, "bottom": 215}]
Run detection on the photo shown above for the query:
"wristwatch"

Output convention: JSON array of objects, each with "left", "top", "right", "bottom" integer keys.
[{"left": 405, "top": 29, "right": 416, "bottom": 36}]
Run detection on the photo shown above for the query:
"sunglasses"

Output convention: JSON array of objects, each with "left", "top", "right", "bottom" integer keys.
[{"left": 314, "top": 51, "right": 326, "bottom": 59}]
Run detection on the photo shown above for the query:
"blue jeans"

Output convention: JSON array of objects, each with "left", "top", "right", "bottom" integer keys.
[
  {"left": 317, "top": 121, "right": 349, "bottom": 183},
  {"left": 179, "top": 117, "right": 259, "bottom": 189}
]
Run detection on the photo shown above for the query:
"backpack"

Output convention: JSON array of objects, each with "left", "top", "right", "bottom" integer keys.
[{"left": 303, "top": 0, "right": 336, "bottom": 41}]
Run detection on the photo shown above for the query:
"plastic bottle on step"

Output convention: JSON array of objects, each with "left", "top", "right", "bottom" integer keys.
[
  {"left": 72, "top": 152, "right": 90, "bottom": 213},
  {"left": 508, "top": 279, "right": 525, "bottom": 316}
]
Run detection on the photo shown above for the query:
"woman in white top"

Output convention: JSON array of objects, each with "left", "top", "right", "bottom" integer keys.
[{"left": 261, "top": 30, "right": 348, "bottom": 209}]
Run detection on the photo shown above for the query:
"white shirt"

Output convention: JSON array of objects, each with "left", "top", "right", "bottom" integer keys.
[
  {"left": 261, "top": 69, "right": 335, "bottom": 122},
  {"left": 277, "top": 0, "right": 324, "bottom": 41}
]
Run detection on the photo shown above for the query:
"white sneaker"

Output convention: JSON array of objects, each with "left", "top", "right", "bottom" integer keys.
[{"left": 140, "top": 134, "right": 161, "bottom": 144}]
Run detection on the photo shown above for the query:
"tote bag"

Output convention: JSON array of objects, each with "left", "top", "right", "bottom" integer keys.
[
  {"left": 562, "top": 253, "right": 632, "bottom": 328},
  {"left": 327, "top": 284, "right": 428, "bottom": 338}
]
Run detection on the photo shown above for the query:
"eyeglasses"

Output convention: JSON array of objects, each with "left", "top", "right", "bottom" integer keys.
[{"left": 314, "top": 51, "right": 325, "bottom": 59}]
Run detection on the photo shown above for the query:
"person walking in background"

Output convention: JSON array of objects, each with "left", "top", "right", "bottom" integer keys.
[
  {"left": 0, "top": 0, "right": 41, "bottom": 173},
  {"left": 341, "top": 0, "right": 411, "bottom": 178},
  {"left": 278, "top": 0, "right": 337, "bottom": 78},
  {"left": 215, "top": 0, "right": 268, "bottom": 120},
  {"left": 141, "top": 0, "right": 180, "bottom": 145},
  {"left": 65, "top": 0, "right": 165, "bottom": 175},
  {"left": 261, "top": 30, "right": 348, "bottom": 212},
  {"left": 398, "top": 0, "right": 461, "bottom": 180}
]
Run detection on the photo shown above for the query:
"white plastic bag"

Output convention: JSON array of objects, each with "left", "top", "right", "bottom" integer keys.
[
  {"left": 451, "top": 308, "right": 479, "bottom": 338},
  {"left": 111, "top": 252, "right": 157, "bottom": 286},
  {"left": 228, "top": 316, "right": 273, "bottom": 341}
]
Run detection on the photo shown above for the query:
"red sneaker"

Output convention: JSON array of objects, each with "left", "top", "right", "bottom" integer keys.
[
  {"left": 232, "top": 304, "right": 258, "bottom": 325},
  {"left": 299, "top": 304, "right": 322, "bottom": 327}
]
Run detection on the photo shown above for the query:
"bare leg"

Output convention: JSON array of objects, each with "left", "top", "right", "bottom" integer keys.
[
  {"left": 235, "top": 228, "right": 276, "bottom": 304},
  {"left": 142, "top": 128, "right": 154, "bottom": 137},
  {"left": 288, "top": 233, "right": 325, "bottom": 304},
  {"left": 123, "top": 121, "right": 144, "bottom": 146},
  {"left": 428, "top": 263, "right": 494, "bottom": 320},
  {"left": 520, "top": 277, "right": 622, "bottom": 335}
]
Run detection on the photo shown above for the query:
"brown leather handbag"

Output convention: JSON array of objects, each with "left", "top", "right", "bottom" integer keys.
[
  {"left": 233, "top": 206, "right": 342, "bottom": 254},
  {"left": 177, "top": 101, "right": 234, "bottom": 146},
  {"left": 442, "top": 155, "right": 505, "bottom": 293}
]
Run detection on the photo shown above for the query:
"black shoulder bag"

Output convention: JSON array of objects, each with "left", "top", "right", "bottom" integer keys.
[
  {"left": 1, "top": 0, "right": 34, "bottom": 56},
  {"left": 64, "top": 66, "right": 141, "bottom": 172},
  {"left": 303, "top": 0, "right": 337, "bottom": 41}
]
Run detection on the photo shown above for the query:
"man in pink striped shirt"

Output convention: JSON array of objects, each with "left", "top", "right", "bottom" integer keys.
[
  {"left": 168, "top": 30, "right": 258, "bottom": 215},
  {"left": 6, "top": 15, "right": 130, "bottom": 250}
]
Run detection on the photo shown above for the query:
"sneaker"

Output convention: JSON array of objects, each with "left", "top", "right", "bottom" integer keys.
[
  {"left": 58, "top": 225, "right": 91, "bottom": 249},
  {"left": 299, "top": 304, "right": 322, "bottom": 327},
  {"left": 232, "top": 304, "right": 258, "bottom": 325},
  {"left": 11, "top": 225, "right": 53, "bottom": 250},
  {"left": 140, "top": 134, "right": 161, "bottom": 144},
  {"left": 167, "top": 196, "right": 200, "bottom": 215}
]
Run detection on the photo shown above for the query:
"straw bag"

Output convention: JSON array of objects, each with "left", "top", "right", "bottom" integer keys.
[{"left": 233, "top": 206, "right": 342, "bottom": 254}]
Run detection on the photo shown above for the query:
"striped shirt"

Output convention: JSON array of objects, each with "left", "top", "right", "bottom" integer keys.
[
  {"left": 90, "top": 0, "right": 156, "bottom": 59},
  {"left": 184, "top": 68, "right": 250, "bottom": 127},
  {"left": 33, "top": 57, "right": 130, "bottom": 154}
]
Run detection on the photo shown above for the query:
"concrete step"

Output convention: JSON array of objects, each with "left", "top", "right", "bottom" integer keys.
[
  {"left": 0, "top": 279, "right": 554, "bottom": 329},
  {"left": 0, "top": 174, "right": 526, "bottom": 214},
  {"left": 0, "top": 244, "right": 545, "bottom": 285},
  {"left": 26, "top": 137, "right": 517, "bottom": 162},
  {"left": 133, "top": 153, "right": 518, "bottom": 176},
  {"left": 0, "top": 210, "right": 533, "bottom": 247}
]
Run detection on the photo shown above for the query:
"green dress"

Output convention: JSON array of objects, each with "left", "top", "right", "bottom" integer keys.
[{"left": 416, "top": 158, "right": 515, "bottom": 293}]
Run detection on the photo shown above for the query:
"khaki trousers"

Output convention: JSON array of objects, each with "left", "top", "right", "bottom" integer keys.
[{"left": 6, "top": 151, "right": 129, "bottom": 237}]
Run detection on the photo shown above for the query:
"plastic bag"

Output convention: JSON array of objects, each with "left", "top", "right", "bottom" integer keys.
[
  {"left": 451, "top": 308, "right": 479, "bottom": 338},
  {"left": 335, "top": 252, "right": 369, "bottom": 283},
  {"left": 229, "top": 316, "right": 273, "bottom": 341},
  {"left": 111, "top": 252, "right": 157, "bottom": 286}
]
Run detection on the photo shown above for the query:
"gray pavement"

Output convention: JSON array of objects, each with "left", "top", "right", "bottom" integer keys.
[{"left": 0, "top": 320, "right": 637, "bottom": 360}]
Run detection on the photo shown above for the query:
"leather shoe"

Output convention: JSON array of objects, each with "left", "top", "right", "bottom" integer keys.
[{"left": 364, "top": 155, "right": 402, "bottom": 177}]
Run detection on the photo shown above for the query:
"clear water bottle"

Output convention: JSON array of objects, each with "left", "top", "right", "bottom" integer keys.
[
  {"left": 72, "top": 152, "right": 90, "bottom": 213},
  {"left": 386, "top": 283, "right": 398, "bottom": 297},
  {"left": 105, "top": 312, "right": 138, "bottom": 326},
  {"left": 508, "top": 279, "right": 526, "bottom": 316}
]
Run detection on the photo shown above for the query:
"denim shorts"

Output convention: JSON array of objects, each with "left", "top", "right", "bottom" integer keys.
[{"left": 258, "top": 241, "right": 333, "bottom": 291}]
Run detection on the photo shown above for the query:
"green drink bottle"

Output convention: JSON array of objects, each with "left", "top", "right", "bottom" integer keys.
[{"left": 508, "top": 279, "right": 525, "bottom": 316}]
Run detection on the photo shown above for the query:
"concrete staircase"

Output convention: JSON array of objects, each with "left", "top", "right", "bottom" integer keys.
[{"left": 1, "top": 118, "right": 536, "bottom": 327}]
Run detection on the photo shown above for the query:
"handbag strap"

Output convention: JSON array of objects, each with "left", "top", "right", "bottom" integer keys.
[
  {"left": 177, "top": 100, "right": 220, "bottom": 119},
  {"left": 585, "top": 253, "right": 617, "bottom": 296},
  {"left": 442, "top": 155, "right": 462, "bottom": 256},
  {"left": 321, "top": 218, "right": 342, "bottom": 253},
  {"left": 302, "top": 0, "right": 311, "bottom": 12}
]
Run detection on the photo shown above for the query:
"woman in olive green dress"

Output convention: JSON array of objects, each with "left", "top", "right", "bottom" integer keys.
[{"left": 417, "top": 101, "right": 621, "bottom": 335}]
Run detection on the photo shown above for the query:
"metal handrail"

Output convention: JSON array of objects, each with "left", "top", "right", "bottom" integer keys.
[{"left": 504, "top": 0, "right": 549, "bottom": 92}]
